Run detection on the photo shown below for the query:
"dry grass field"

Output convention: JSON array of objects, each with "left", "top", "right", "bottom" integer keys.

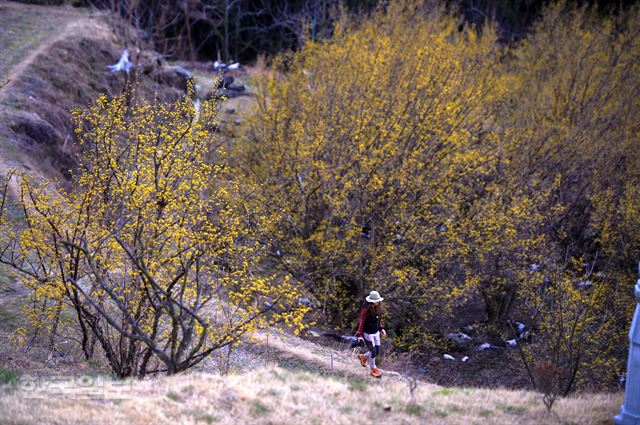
[{"left": 0, "top": 363, "right": 623, "bottom": 425}]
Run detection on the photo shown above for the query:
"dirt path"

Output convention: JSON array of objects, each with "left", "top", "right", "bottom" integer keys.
[
  {"left": 0, "top": 9, "right": 112, "bottom": 102},
  {"left": 251, "top": 329, "right": 437, "bottom": 388},
  {"left": 0, "top": 3, "right": 114, "bottom": 188}
]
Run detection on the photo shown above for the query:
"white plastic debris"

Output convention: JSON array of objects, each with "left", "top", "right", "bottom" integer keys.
[
  {"left": 476, "top": 342, "right": 493, "bottom": 351},
  {"left": 506, "top": 339, "right": 517, "bottom": 347},
  {"left": 462, "top": 356, "right": 469, "bottom": 362},
  {"left": 108, "top": 49, "right": 132, "bottom": 73},
  {"left": 193, "top": 99, "right": 200, "bottom": 121},
  {"left": 298, "top": 297, "right": 316, "bottom": 307},
  {"left": 213, "top": 60, "right": 240, "bottom": 71},
  {"left": 515, "top": 322, "right": 526, "bottom": 332},
  {"left": 443, "top": 354, "right": 456, "bottom": 361},
  {"left": 172, "top": 66, "right": 192, "bottom": 78},
  {"left": 577, "top": 280, "right": 594, "bottom": 288},
  {"left": 296, "top": 175, "right": 305, "bottom": 190},
  {"left": 528, "top": 263, "right": 541, "bottom": 272},
  {"left": 447, "top": 332, "right": 472, "bottom": 343},
  {"left": 309, "top": 330, "right": 321, "bottom": 337}
]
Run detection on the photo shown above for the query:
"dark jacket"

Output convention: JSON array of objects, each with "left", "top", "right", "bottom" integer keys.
[{"left": 356, "top": 304, "right": 384, "bottom": 337}]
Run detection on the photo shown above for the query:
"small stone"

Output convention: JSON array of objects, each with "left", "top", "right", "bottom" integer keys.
[{"left": 227, "top": 83, "right": 245, "bottom": 92}]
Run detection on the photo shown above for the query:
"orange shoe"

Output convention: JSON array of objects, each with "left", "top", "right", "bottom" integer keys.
[
  {"left": 358, "top": 354, "right": 368, "bottom": 367},
  {"left": 370, "top": 368, "right": 382, "bottom": 378}
]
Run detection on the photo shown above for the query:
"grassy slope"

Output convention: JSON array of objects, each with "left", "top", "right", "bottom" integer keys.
[
  {"left": 0, "top": 2, "right": 625, "bottom": 425},
  {"left": 0, "top": 3, "right": 93, "bottom": 78},
  {"left": 0, "top": 303, "right": 624, "bottom": 424},
  {"left": 0, "top": 321, "right": 625, "bottom": 425},
  {"left": 0, "top": 363, "right": 622, "bottom": 425},
  {"left": 0, "top": 2, "right": 112, "bottom": 182}
]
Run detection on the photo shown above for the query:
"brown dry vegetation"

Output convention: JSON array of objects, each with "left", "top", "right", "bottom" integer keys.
[
  {"left": 0, "top": 269, "right": 623, "bottom": 425},
  {"left": 0, "top": 363, "right": 622, "bottom": 425},
  {"left": 0, "top": 1, "right": 187, "bottom": 185},
  {"left": 0, "top": 1, "right": 256, "bottom": 193}
]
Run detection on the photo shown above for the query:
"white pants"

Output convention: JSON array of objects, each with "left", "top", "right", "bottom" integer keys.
[
  {"left": 363, "top": 331, "right": 381, "bottom": 369},
  {"left": 363, "top": 331, "right": 381, "bottom": 347}
]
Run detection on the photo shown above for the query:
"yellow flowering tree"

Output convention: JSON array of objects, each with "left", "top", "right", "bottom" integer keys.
[
  {"left": 234, "top": 3, "right": 639, "bottom": 394},
  {"left": 497, "top": 2, "right": 640, "bottom": 393},
  {"left": 0, "top": 83, "right": 308, "bottom": 377},
  {"left": 233, "top": 0, "right": 552, "bottom": 347}
]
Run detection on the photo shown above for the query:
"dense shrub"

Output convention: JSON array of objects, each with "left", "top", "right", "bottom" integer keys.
[{"left": 235, "top": 0, "right": 640, "bottom": 391}]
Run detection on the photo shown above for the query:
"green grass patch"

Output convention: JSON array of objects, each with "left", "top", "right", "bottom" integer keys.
[
  {"left": 166, "top": 390, "right": 182, "bottom": 402},
  {"left": 497, "top": 403, "right": 527, "bottom": 414},
  {"left": 88, "top": 359, "right": 102, "bottom": 370},
  {"left": 251, "top": 400, "right": 270, "bottom": 416},
  {"left": 0, "top": 304, "right": 20, "bottom": 328},
  {"left": 0, "top": 368, "right": 19, "bottom": 384},
  {"left": 446, "top": 404, "right": 463, "bottom": 414},
  {"left": 434, "top": 409, "right": 449, "bottom": 418},
  {"left": 269, "top": 369, "right": 286, "bottom": 382},
  {"left": 432, "top": 388, "right": 458, "bottom": 397},
  {"left": 347, "top": 378, "right": 366, "bottom": 392},
  {"left": 405, "top": 403, "right": 423, "bottom": 416},
  {"left": 266, "top": 388, "right": 280, "bottom": 396},
  {"left": 479, "top": 408, "right": 493, "bottom": 417},
  {"left": 191, "top": 410, "right": 219, "bottom": 424},
  {"left": 0, "top": 264, "right": 18, "bottom": 289}
]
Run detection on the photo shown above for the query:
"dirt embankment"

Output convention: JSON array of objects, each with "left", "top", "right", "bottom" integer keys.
[{"left": 0, "top": 1, "right": 187, "bottom": 184}]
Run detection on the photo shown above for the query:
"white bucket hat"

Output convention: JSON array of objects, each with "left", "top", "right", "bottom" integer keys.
[{"left": 366, "top": 290, "right": 384, "bottom": 303}]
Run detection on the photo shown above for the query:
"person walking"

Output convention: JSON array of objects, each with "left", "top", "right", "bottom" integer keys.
[{"left": 356, "top": 290, "right": 386, "bottom": 378}]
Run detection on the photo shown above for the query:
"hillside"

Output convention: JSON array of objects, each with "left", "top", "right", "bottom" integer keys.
[
  {"left": 0, "top": 331, "right": 623, "bottom": 425},
  {"left": 0, "top": 2, "right": 629, "bottom": 425},
  {"left": 0, "top": 1, "right": 192, "bottom": 186},
  {"left": 0, "top": 322, "right": 624, "bottom": 425}
]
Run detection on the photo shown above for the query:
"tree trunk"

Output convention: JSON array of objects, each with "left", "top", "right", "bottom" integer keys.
[{"left": 482, "top": 284, "right": 517, "bottom": 328}]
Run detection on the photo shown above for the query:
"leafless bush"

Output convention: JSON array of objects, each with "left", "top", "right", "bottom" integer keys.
[{"left": 532, "top": 360, "right": 566, "bottom": 412}]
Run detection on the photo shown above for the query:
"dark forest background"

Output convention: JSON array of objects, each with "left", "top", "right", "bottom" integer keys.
[{"left": 18, "top": 0, "right": 640, "bottom": 61}]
